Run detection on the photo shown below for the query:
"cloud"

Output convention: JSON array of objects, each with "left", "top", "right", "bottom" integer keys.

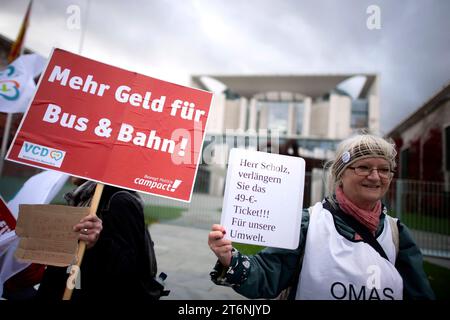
[{"left": 0, "top": 0, "right": 449, "bottom": 133}]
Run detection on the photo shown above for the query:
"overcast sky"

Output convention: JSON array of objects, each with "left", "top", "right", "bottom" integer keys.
[{"left": 1, "top": 0, "right": 449, "bottom": 134}]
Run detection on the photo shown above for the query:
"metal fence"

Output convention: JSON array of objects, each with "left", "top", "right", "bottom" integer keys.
[
  {"left": 142, "top": 173, "right": 450, "bottom": 258},
  {"left": 384, "top": 179, "right": 450, "bottom": 258},
  {"left": 140, "top": 169, "right": 313, "bottom": 230}
]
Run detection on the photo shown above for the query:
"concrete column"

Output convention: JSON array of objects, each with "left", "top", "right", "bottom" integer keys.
[
  {"left": 302, "top": 97, "right": 312, "bottom": 136},
  {"left": 248, "top": 98, "right": 257, "bottom": 133},
  {"left": 287, "top": 102, "right": 297, "bottom": 136},
  {"left": 259, "top": 104, "right": 268, "bottom": 131},
  {"left": 238, "top": 97, "right": 248, "bottom": 132}
]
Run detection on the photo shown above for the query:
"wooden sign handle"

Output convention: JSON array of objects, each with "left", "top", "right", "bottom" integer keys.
[{"left": 62, "top": 183, "right": 104, "bottom": 300}]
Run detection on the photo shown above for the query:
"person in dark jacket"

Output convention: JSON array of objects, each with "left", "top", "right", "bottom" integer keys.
[
  {"left": 208, "top": 134, "right": 435, "bottom": 300},
  {"left": 36, "top": 178, "right": 163, "bottom": 300}
]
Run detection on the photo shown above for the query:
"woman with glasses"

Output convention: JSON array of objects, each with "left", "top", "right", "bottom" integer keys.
[{"left": 208, "top": 134, "right": 435, "bottom": 300}]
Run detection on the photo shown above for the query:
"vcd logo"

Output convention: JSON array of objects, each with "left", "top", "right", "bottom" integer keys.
[{"left": 18, "top": 141, "right": 66, "bottom": 168}]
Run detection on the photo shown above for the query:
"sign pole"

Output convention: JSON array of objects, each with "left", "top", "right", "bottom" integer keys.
[
  {"left": 0, "top": 113, "right": 13, "bottom": 176},
  {"left": 62, "top": 182, "right": 104, "bottom": 300}
]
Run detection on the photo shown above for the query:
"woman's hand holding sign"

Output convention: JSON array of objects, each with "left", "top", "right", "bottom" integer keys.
[
  {"left": 208, "top": 224, "right": 232, "bottom": 268},
  {"left": 73, "top": 215, "right": 103, "bottom": 249}
]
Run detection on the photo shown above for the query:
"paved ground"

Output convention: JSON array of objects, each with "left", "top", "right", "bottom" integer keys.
[{"left": 149, "top": 223, "right": 246, "bottom": 300}]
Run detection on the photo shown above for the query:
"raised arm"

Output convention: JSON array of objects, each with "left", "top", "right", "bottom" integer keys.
[{"left": 208, "top": 224, "right": 232, "bottom": 267}]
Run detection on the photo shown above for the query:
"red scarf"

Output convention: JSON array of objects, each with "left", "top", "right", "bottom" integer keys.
[{"left": 335, "top": 187, "right": 381, "bottom": 239}]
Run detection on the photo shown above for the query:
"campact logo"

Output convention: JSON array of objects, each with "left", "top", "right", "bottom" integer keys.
[
  {"left": 134, "top": 176, "right": 182, "bottom": 193},
  {"left": 18, "top": 141, "right": 66, "bottom": 168}
]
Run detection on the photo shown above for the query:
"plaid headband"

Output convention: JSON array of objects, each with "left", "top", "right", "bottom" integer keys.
[{"left": 333, "top": 144, "right": 395, "bottom": 179}]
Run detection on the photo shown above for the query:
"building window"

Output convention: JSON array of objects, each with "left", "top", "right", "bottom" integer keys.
[
  {"left": 401, "top": 139, "right": 420, "bottom": 180},
  {"left": 256, "top": 100, "right": 305, "bottom": 135},
  {"left": 351, "top": 99, "right": 368, "bottom": 129},
  {"left": 258, "top": 100, "right": 289, "bottom": 134}
]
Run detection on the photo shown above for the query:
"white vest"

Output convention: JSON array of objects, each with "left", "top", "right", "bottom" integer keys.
[{"left": 296, "top": 202, "right": 403, "bottom": 300}]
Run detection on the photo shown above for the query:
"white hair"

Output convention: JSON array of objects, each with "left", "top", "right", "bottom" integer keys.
[{"left": 324, "top": 133, "right": 397, "bottom": 202}]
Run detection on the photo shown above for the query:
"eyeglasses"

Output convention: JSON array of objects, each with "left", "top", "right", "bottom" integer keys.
[{"left": 347, "top": 166, "right": 394, "bottom": 179}]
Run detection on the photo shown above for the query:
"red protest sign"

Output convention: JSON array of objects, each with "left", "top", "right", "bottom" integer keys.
[
  {"left": 0, "top": 195, "right": 16, "bottom": 230},
  {"left": 6, "top": 49, "right": 212, "bottom": 202}
]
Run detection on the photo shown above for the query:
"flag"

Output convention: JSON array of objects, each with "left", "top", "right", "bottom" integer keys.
[
  {"left": 7, "top": 170, "right": 69, "bottom": 219},
  {"left": 0, "top": 0, "right": 46, "bottom": 114},
  {"left": 0, "top": 234, "right": 29, "bottom": 298},
  {"left": 0, "top": 170, "right": 69, "bottom": 298},
  {"left": 0, "top": 53, "right": 46, "bottom": 114},
  {"left": 8, "top": 0, "right": 33, "bottom": 63},
  {"left": 0, "top": 197, "right": 27, "bottom": 299}
]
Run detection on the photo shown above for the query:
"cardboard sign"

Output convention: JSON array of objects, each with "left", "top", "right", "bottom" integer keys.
[
  {"left": 221, "top": 149, "right": 305, "bottom": 249},
  {"left": 6, "top": 48, "right": 213, "bottom": 202},
  {"left": 14, "top": 204, "right": 88, "bottom": 267}
]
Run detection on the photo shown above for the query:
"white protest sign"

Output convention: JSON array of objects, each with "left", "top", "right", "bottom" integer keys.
[{"left": 221, "top": 148, "right": 305, "bottom": 249}]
